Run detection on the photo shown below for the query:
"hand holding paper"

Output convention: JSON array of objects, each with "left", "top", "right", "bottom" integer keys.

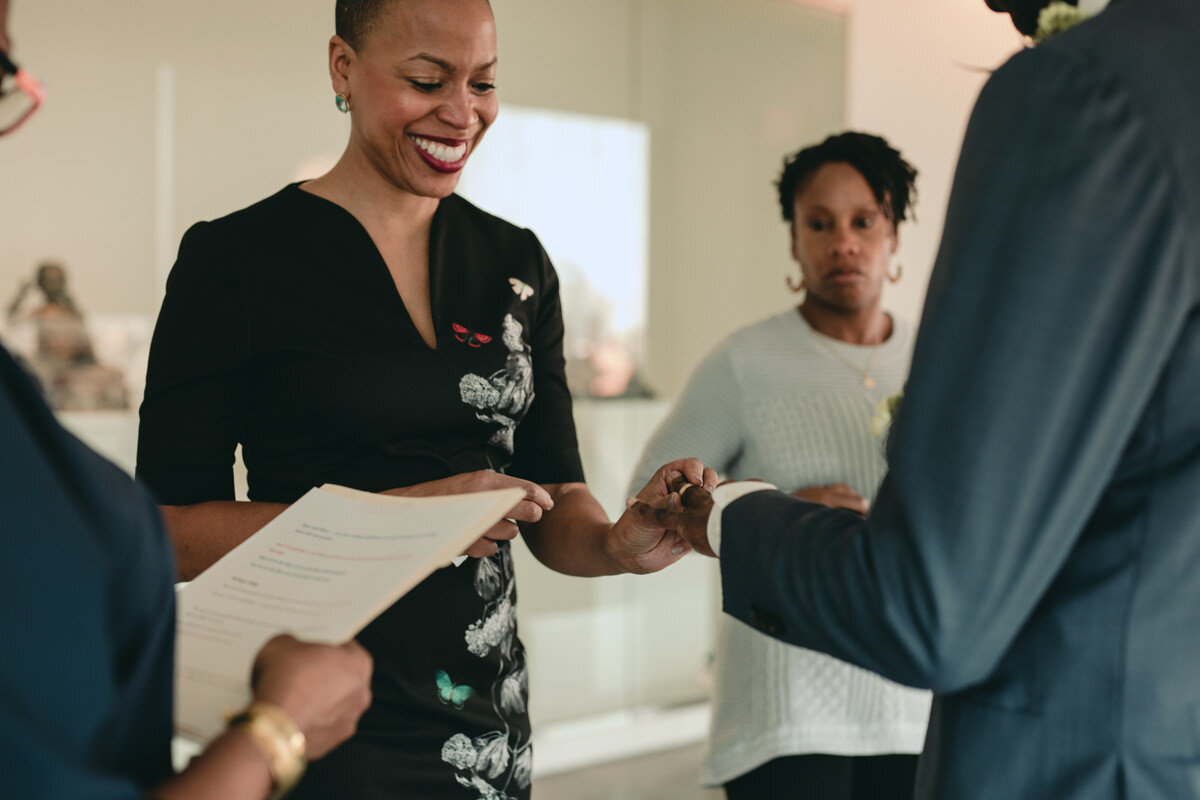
[
  {"left": 250, "top": 634, "right": 373, "bottom": 759},
  {"left": 384, "top": 470, "right": 554, "bottom": 558},
  {"left": 175, "top": 483, "right": 526, "bottom": 742}
]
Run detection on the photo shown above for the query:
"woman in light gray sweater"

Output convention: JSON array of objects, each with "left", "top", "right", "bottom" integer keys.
[{"left": 630, "top": 133, "right": 930, "bottom": 800}]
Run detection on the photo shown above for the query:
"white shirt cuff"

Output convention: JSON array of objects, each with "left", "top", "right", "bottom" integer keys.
[{"left": 707, "top": 481, "right": 777, "bottom": 557}]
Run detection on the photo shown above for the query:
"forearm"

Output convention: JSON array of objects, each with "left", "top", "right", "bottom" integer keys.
[
  {"left": 520, "top": 483, "right": 619, "bottom": 577},
  {"left": 149, "top": 729, "right": 273, "bottom": 800},
  {"left": 162, "top": 501, "right": 288, "bottom": 580}
]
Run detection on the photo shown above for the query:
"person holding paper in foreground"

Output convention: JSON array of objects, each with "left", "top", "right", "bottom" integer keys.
[
  {"left": 0, "top": 2, "right": 373, "bottom": 799},
  {"left": 634, "top": 1, "right": 1200, "bottom": 798},
  {"left": 136, "top": 1, "right": 716, "bottom": 797}
]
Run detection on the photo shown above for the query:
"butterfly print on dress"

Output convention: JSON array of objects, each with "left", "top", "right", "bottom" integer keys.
[{"left": 452, "top": 322, "right": 493, "bottom": 348}]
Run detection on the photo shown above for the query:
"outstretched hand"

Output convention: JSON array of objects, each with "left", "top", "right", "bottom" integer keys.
[
  {"left": 385, "top": 471, "right": 554, "bottom": 558},
  {"left": 608, "top": 458, "right": 719, "bottom": 573},
  {"left": 628, "top": 470, "right": 718, "bottom": 558}
]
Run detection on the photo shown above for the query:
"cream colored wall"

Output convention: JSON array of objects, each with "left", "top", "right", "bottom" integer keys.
[
  {"left": 638, "top": 0, "right": 846, "bottom": 397},
  {"left": 0, "top": 1, "right": 346, "bottom": 312},
  {"left": 844, "top": 0, "right": 1021, "bottom": 325}
]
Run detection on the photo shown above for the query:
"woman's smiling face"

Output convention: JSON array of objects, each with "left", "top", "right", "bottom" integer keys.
[{"left": 334, "top": 0, "right": 498, "bottom": 198}]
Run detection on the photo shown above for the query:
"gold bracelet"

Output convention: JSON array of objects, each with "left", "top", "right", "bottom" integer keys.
[{"left": 227, "top": 701, "right": 307, "bottom": 800}]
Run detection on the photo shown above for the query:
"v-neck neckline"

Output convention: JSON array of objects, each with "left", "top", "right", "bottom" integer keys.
[{"left": 289, "top": 182, "right": 445, "bottom": 352}]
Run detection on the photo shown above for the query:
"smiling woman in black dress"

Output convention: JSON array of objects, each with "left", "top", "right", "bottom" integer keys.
[{"left": 136, "top": 1, "right": 713, "bottom": 798}]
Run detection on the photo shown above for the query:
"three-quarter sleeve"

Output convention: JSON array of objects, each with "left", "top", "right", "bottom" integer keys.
[
  {"left": 506, "top": 230, "right": 585, "bottom": 485},
  {"left": 137, "top": 221, "right": 249, "bottom": 504},
  {"left": 626, "top": 341, "right": 745, "bottom": 495}
]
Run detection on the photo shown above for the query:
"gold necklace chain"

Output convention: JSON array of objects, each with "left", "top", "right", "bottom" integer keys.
[{"left": 811, "top": 334, "right": 881, "bottom": 389}]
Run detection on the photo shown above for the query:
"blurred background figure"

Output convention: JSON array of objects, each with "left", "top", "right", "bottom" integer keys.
[
  {"left": 6, "top": 259, "right": 129, "bottom": 409},
  {"left": 630, "top": 132, "right": 929, "bottom": 800}
]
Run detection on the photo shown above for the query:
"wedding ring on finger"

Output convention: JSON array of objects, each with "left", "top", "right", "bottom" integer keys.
[{"left": 677, "top": 483, "right": 695, "bottom": 506}]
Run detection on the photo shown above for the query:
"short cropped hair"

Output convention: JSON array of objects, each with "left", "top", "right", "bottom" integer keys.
[
  {"left": 335, "top": 0, "right": 491, "bottom": 49},
  {"left": 335, "top": 0, "right": 391, "bottom": 49},
  {"left": 776, "top": 131, "right": 918, "bottom": 227}
]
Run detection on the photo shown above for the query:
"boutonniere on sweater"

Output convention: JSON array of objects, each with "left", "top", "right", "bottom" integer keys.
[
  {"left": 1034, "top": 0, "right": 1111, "bottom": 42},
  {"left": 870, "top": 390, "right": 904, "bottom": 439}
]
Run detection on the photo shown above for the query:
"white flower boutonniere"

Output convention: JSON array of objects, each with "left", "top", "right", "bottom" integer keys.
[
  {"left": 1034, "top": 0, "right": 1111, "bottom": 42},
  {"left": 870, "top": 391, "right": 904, "bottom": 438}
]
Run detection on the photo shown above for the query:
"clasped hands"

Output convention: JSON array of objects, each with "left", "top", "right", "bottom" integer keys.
[
  {"left": 387, "top": 465, "right": 867, "bottom": 572},
  {"left": 384, "top": 460, "right": 719, "bottom": 572}
]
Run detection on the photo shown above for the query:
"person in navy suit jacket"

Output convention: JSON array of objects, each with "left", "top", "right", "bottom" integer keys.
[
  {"left": 0, "top": 2, "right": 373, "bottom": 798},
  {"left": 639, "top": 1, "right": 1200, "bottom": 797}
]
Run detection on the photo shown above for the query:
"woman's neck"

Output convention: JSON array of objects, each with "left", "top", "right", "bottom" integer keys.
[
  {"left": 798, "top": 298, "right": 892, "bottom": 345},
  {"left": 302, "top": 145, "right": 439, "bottom": 242}
]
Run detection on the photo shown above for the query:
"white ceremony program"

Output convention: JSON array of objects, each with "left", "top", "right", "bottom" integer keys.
[{"left": 174, "top": 484, "right": 524, "bottom": 742}]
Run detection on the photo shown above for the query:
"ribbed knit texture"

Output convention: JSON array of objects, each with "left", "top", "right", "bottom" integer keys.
[{"left": 629, "top": 309, "right": 931, "bottom": 786}]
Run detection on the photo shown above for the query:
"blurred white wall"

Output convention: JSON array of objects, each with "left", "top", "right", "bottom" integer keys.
[
  {"left": 844, "top": 0, "right": 1021, "bottom": 326},
  {"left": 0, "top": 1, "right": 346, "bottom": 314}
]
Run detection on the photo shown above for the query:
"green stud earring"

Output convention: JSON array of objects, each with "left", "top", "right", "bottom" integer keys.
[{"left": 335, "top": 94, "right": 350, "bottom": 113}]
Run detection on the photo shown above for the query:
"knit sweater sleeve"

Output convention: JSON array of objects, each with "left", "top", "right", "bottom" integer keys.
[{"left": 626, "top": 340, "right": 746, "bottom": 496}]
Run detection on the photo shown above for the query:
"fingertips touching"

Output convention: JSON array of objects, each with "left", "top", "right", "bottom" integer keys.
[
  {"left": 525, "top": 484, "right": 554, "bottom": 509},
  {"left": 488, "top": 521, "right": 520, "bottom": 541},
  {"left": 512, "top": 500, "right": 543, "bottom": 522}
]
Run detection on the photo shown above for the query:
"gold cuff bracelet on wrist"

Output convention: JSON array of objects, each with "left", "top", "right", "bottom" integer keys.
[{"left": 227, "top": 701, "right": 307, "bottom": 800}]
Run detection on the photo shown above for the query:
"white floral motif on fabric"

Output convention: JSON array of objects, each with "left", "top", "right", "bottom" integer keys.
[
  {"left": 458, "top": 314, "right": 534, "bottom": 453},
  {"left": 440, "top": 546, "right": 532, "bottom": 798},
  {"left": 442, "top": 734, "right": 478, "bottom": 771},
  {"left": 465, "top": 596, "right": 515, "bottom": 659}
]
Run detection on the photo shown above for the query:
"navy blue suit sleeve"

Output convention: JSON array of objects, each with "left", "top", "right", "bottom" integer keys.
[
  {"left": 2, "top": 356, "right": 176, "bottom": 796},
  {"left": 719, "top": 45, "right": 1197, "bottom": 691}
]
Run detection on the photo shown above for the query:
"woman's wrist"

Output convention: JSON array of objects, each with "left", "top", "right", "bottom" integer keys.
[
  {"left": 226, "top": 701, "right": 307, "bottom": 800},
  {"left": 600, "top": 516, "right": 636, "bottom": 575}
]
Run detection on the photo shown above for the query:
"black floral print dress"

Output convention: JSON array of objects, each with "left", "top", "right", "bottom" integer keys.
[{"left": 138, "top": 185, "right": 584, "bottom": 799}]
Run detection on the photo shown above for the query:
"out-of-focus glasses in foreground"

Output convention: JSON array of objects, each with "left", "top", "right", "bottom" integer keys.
[{"left": 0, "top": 49, "right": 45, "bottom": 136}]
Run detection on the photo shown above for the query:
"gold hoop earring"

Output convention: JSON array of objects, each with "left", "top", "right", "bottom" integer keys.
[
  {"left": 887, "top": 264, "right": 903, "bottom": 283},
  {"left": 786, "top": 271, "right": 806, "bottom": 294}
]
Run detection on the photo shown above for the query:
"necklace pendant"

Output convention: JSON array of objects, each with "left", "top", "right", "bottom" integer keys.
[{"left": 862, "top": 376, "right": 875, "bottom": 389}]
